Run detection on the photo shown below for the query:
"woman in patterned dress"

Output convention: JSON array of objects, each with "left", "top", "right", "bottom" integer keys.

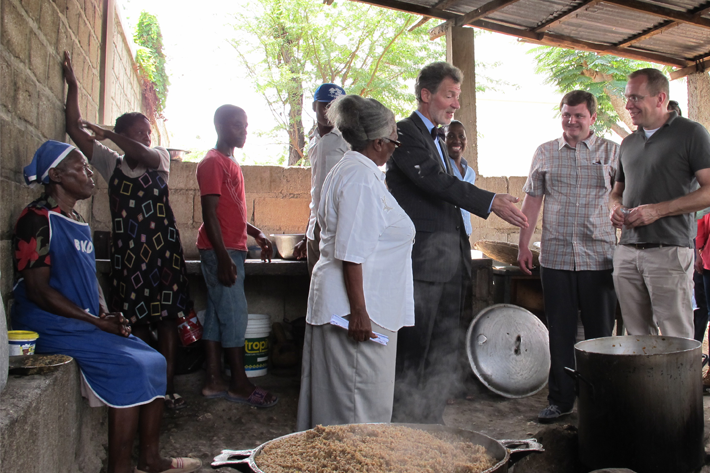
[{"left": 63, "top": 52, "right": 189, "bottom": 409}]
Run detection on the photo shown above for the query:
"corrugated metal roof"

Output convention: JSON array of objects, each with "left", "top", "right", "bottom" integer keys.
[{"left": 354, "top": 0, "right": 710, "bottom": 71}]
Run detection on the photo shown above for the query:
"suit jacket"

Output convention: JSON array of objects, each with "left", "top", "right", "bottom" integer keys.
[{"left": 386, "top": 112, "right": 495, "bottom": 283}]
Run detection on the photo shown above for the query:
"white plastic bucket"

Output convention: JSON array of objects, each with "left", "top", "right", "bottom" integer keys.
[
  {"left": 244, "top": 314, "right": 271, "bottom": 378},
  {"left": 8, "top": 330, "right": 38, "bottom": 356}
]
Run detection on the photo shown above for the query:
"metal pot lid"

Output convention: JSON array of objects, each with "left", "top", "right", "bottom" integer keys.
[{"left": 466, "top": 304, "right": 550, "bottom": 398}]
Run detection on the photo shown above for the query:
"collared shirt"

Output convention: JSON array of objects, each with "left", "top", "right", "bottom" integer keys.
[
  {"left": 414, "top": 110, "right": 447, "bottom": 169},
  {"left": 618, "top": 112, "right": 710, "bottom": 248},
  {"left": 306, "top": 128, "right": 349, "bottom": 240},
  {"left": 413, "top": 110, "right": 493, "bottom": 214},
  {"left": 307, "top": 150, "right": 415, "bottom": 331},
  {"left": 450, "top": 158, "right": 476, "bottom": 236},
  {"left": 523, "top": 133, "right": 619, "bottom": 271}
]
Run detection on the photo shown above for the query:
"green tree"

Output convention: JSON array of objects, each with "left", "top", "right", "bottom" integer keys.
[
  {"left": 134, "top": 11, "right": 170, "bottom": 117},
  {"left": 531, "top": 47, "right": 659, "bottom": 138},
  {"left": 230, "top": 0, "right": 449, "bottom": 165}
]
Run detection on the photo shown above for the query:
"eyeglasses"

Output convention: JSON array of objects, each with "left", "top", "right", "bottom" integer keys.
[
  {"left": 624, "top": 94, "right": 647, "bottom": 104},
  {"left": 382, "top": 137, "right": 401, "bottom": 148}
]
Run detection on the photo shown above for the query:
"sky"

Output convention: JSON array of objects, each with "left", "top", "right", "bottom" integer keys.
[{"left": 119, "top": 0, "right": 688, "bottom": 177}]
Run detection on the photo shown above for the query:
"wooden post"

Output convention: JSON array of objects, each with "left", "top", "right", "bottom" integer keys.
[
  {"left": 445, "top": 26, "right": 478, "bottom": 175},
  {"left": 99, "top": 0, "right": 116, "bottom": 125},
  {"left": 687, "top": 72, "right": 710, "bottom": 131}
]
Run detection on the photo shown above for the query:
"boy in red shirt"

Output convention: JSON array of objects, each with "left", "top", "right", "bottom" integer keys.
[{"left": 196, "top": 105, "right": 277, "bottom": 407}]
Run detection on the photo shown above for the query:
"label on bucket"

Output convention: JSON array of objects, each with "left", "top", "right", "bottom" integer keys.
[
  {"left": 245, "top": 336, "right": 269, "bottom": 375},
  {"left": 9, "top": 340, "right": 36, "bottom": 356}
]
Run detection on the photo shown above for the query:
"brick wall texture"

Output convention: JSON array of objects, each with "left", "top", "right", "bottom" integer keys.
[
  {"left": 88, "top": 161, "right": 536, "bottom": 261},
  {"left": 0, "top": 0, "right": 148, "bottom": 302}
]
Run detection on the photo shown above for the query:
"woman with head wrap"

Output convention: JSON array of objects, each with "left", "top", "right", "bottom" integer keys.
[
  {"left": 12, "top": 141, "right": 201, "bottom": 473},
  {"left": 296, "top": 95, "right": 415, "bottom": 430},
  {"left": 62, "top": 51, "right": 189, "bottom": 410}
]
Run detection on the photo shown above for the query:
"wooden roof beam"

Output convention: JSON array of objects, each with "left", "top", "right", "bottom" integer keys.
[
  {"left": 601, "top": 0, "right": 710, "bottom": 30},
  {"left": 670, "top": 57, "right": 710, "bottom": 80},
  {"left": 615, "top": 21, "right": 681, "bottom": 48},
  {"left": 533, "top": 0, "right": 605, "bottom": 32},
  {"left": 429, "top": 0, "right": 522, "bottom": 39},
  {"left": 352, "top": 0, "right": 456, "bottom": 20},
  {"left": 408, "top": 0, "right": 464, "bottom": 32},
  {"left": 470, "top": 18, "right": 691, "bottom": 67}
]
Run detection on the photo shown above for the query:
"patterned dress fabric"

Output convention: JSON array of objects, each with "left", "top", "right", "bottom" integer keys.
[
  {"left": 12, "top": 195, "right": 167, "bottom": 408},
  {"left": 109, "top": 163, "right": 189, "bottom": 325}
]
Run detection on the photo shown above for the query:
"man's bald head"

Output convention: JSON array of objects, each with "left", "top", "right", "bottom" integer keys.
[
  {"left": 214, "top": 104, "right": 245, "bottom": 126},
  {"left": 214, "top": 105, "right": 248, "bottom": 149}
]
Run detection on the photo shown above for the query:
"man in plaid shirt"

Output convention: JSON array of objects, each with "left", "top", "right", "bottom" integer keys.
[{"left": 518, "top": 91, "right": 619, "bottom": 422}]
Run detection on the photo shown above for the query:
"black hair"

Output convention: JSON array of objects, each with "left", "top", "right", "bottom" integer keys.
[{"left": 114, "top": 112, "right": 150, "bottom": 134}]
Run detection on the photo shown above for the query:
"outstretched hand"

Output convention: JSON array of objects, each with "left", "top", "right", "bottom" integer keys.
[
  {"left": 491, "top": 194, "right": 528, "bottom": 228},
  {"left": 62, "top": 51, "right": 77, "bottom": 86}
]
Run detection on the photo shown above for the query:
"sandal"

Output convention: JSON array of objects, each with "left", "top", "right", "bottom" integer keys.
[
  {"left": 165, "top": 393, "right": 187, "bottom": 410},
  {"left": 226, "top": 386, "right": 278, "bottom": 408}
]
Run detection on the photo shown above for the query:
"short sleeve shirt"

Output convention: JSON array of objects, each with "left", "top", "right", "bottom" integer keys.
[
  {"left": 306, "top": 128, "right": 349, "bottom": 240},
  {"left": 90, "top": 141, "right": 170, "bottom": 184},
  {"left": 306, "top": 151, "right": 416, "bottom": 331},
  {"left": 617, "top": 113, "right": 710, "bottom": 248},
  {"left": 523, "top": 134, "right": 619, "bottom": 271},
  {"left": 195, "top": 149, "right": 248, "bottom": 251}
]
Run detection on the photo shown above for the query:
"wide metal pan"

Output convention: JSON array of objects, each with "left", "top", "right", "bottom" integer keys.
[{"left": 212, "top": 423, "right": 543, "bottom": 473}]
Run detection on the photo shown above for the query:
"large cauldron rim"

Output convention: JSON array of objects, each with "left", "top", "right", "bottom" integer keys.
[{"left": 575, "top": 335, "right": 700, "bottom": 357}]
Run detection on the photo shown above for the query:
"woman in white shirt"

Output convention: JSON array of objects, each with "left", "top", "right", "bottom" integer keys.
[{"left": 296, "top": 95, "right": 415, "bottom": 430}]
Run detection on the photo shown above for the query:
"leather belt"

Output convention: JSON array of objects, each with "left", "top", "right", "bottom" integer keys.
[{"left": 623, "top": 243, "right": 674, "bottom": 250}]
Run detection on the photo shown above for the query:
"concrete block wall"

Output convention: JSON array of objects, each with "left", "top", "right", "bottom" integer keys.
[
  {"left": 90, "top": 162, "right": 312, "bottom": 260},
  {"left": 468, "top": 175, "right": 542, "bottom": 246},
  {"left": 0, "top": 0, "right": 154, "bottom": 306},
  {"left": 0, "top": 0, "right": 103, "bottom": 302},
  {"left": 89, "top": 160, "right": 538, "bottom": 261},
  {"left": 107, "top": 7, "right": 142, "bottom": 129}
]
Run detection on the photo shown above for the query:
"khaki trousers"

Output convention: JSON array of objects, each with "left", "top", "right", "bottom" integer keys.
[{"left": 612, "top": 245, "right": 694, "bottom": 339}]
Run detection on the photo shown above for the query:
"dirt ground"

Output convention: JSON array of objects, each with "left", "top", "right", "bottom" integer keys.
[{"left": 149, "top": 362, "right": 710, "bottom": 473}]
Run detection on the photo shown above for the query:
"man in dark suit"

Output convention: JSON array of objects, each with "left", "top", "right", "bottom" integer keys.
[{"left": 387, "top": 61, "right": 528, "bottom": 423}]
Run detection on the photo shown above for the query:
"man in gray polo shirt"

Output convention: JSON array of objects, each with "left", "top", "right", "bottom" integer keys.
[{"left": 609, "top": 68, "right": 710, "bottom": 338}]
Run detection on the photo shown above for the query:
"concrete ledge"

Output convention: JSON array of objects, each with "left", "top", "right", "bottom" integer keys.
[
  {"left": 96, "top": 258, "right": 309, "bottom": 276},
  {"left": 0, "top": 361, "right": 106, "bottom": 472}
]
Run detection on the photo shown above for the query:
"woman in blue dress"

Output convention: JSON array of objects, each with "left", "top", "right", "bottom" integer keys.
[{"left": 12, "top": 141, "right": 200, "bottom": 473}]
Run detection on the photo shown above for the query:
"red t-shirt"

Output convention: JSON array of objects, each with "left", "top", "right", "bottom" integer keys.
[{"left": 196, "top": 149, "right": 248, "bottom": 251}]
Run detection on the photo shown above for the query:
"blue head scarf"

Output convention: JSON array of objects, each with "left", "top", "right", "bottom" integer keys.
[{"left": 24, "top": 140, "right": 76, "bottom": 188}]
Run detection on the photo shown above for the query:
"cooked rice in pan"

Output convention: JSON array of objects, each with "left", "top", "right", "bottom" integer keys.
[{"left": 256, "top": 424, "right": 497, "bottom": 473}]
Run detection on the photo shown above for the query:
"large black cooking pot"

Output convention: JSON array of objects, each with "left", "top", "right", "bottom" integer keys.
[
  {"left": 568, "top": 336, "right": 704, "bottom": 473},
  {"left": 212, "top": 423, "right": 543, "bottom": 472}
]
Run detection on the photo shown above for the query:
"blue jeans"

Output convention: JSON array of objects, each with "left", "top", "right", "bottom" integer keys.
[{"left": 199, "top": 249, "right": 248, "bottom": 348}]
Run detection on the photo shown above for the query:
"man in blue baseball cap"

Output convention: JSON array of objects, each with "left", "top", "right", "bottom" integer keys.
[{"left": 293, "top": 83, "right": 349, "bottom": 273}]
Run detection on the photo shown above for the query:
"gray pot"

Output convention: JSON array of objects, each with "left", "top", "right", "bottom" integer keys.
[{"left": 569, "top": 336, "right": 703, "bottom": 473}]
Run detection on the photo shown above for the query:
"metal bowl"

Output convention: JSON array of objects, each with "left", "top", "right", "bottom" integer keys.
[{"left": 269, "top": 234, "right": 304, "bottom": 260}]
